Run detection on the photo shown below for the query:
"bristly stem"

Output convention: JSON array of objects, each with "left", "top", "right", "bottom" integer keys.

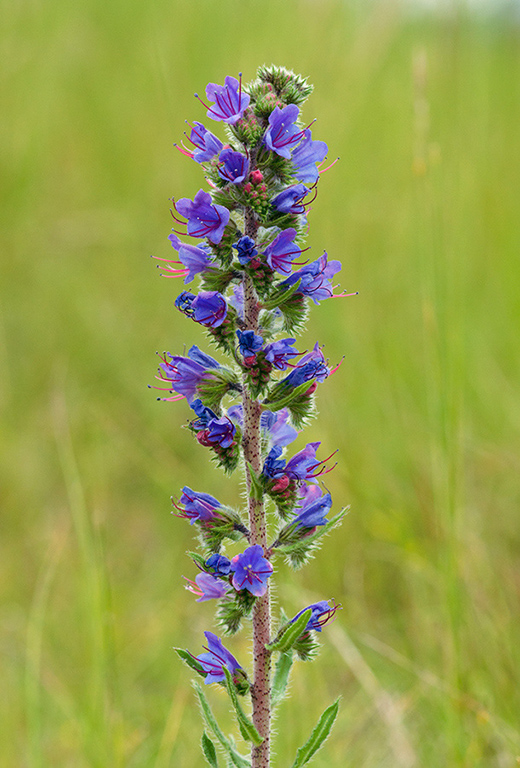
[{"left": 243, "top": 203, "right": 271, "bottom": 768}]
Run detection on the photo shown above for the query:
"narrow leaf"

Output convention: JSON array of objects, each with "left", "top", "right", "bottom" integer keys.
[
  {"left": 266, "top": 609, "right": 312, "bottom": 653},
  {"left": 271, "top": 651, "right": 294, "bottom": 708},
  {"left": 194, "top": 683, "right": 250, "bottom": 768},
  {"left": 265, "top": 379, "right": 312, "bottom": 412},
  {"left": 246, "top": 461, "right": 264, "bottom": 502},
  {"left": 174, "top": 647, "right": 206, "bottom": 676},
  {"left": 223, "top": 667, "right": 264, "bottom": 746},
  {"left": 290, "top": 698, "right": 340, "bottom": 768},
  {"left": 262, "top": 279, "right": 301, "bottom": 310},
  {"left": 201, "top": 731, "right": 219, "bottom": 768}
]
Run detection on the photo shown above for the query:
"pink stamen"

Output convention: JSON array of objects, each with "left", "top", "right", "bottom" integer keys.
[
  {"left": 174, "top": 143, "right": 193, "bottom": 159},
  {"left": 319, "top": 157, "right": 339, "bottom": 174}
]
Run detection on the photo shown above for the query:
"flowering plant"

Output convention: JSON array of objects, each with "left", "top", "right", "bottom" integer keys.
[{"left": 154, "top": 65, "right": 356, "bottom": 768}]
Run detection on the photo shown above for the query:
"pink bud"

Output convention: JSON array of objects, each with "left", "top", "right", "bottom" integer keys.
[
  {"left": 251, "top": 169, "right": 263, "bottom": 184},
  {"left": 271, "top": 475, "right": 291, "bottom": 493},
  {"left": 305, "top": 382, "right": 318, "bottom": 396}
]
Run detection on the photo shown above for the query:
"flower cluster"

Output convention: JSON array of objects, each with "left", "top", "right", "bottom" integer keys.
[{"left": 157, "top": 66, "right": 352, "bottom": 767}]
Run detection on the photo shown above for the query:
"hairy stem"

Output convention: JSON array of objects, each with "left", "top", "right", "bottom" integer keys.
[{"left": 243, "top": 206, "right": 271, "bottom": 768}]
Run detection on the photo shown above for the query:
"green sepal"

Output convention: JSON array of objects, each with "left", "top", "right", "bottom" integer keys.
[
  {"left": 188, "top": 550, "right": 207, "bottom": 570},
  {"left": 197, "top": 507, "right": 248, "bottom": 553},
  {"left": 201, "top": 267, "right": 241, "bottom": 294},
  {"left": 174, "top": 647, "right": 206, "bottom": 677},
  {"left": 266, "top": 608, "right": 312, "bottom": 653},
  {"left": 246, "top": 461, "right": 265, "bottom": 502},
  {"left": 271, "top": 651, "right": 294, "bottom": 709},
  {"left": 196, "top": 368, "right": 241, "bottom": 415},
  {"left": 274, "top": 508, "right": 349, "bottom": 569},
  {"left": 194, "top": 683, "right": 251, "bottom": 768},
  {"left": 217, "top": 589, "right": 256, "bottom": 635},
  {"left": 256, "top": 65, "right": 314, "bottom": 107},
  {"left": 290, "top": 698, "right": 340, "bottom": 768},
  {"left": 223, "top": 667, "right": 264, "bottom": 746},
  {"left": 201, "top": 731, "right": 219, "bottom": 768}
]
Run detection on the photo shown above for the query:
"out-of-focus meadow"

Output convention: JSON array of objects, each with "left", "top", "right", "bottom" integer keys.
[{"left": 1, "top": 0, "right": 520, "bottom": 765}]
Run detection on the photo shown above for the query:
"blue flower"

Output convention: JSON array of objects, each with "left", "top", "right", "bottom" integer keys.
[
  {"left": 176, "top": 189, "right": 230, "bottom": 244},
  {"left": 188, "top": 122, "right": 224, "bottom": 162},
  {"left": 285, "top": 442, "right": 322, "bottom": 481},
  {"left": 232, "top": 236, "right": 258, "bottom": 265},
  {"left": 236, "top": 329, "right": 263, "bottom": 358},
  {"left": 175, "top": 291, "right": 195, "bottom": 314},
  {"left": 196, "top": 631, "right": 243, "bottom": 684},
  {"left": 184, "top": 572, "right": 229, "bottom": 602},
  {"left": 262, "top": 228, "right": 301, "bottom": 275},
  {"left": 290, "top": 600, "right": 339, "bottom": 632},
  {"left": 196, "top": 415, "right": 236, "bottom": 449},
  {"left": 263, "top": 337, "right": 299, "bottom": 370},
  {"left": 218, "top": 148, "right": 249, "bottom": 184},
  {"left": 271, "top": 184, "right": 309, "bottom": 215},
  {"left": 157, "top": 346, "right": 220, "bottom": 402},
  {"left": 177, "top": 486, "right": 222, "bottom": 524},
  {"left": 291, "top": 129, "right": 328, "bottom": 183},
  {"left": 231, "top": 545, "right": 273, "bottom": 596},
  {"left": 204, "top": 76, "right": 250, "bottom": 124},
  {"left": 280, "top": 253, "right": 342, "bottom": 304},
  {"left": 291, "top": 492, "right": 332, "bottom": 529},
  {"left": 190, "top": 399, "right": 218, "bottom": 429},
  {"left": 168, "top": 234, "right": 212, "bottom": 283},
  {"left": 264, "top": 104, "right": 302, "bottom": 159},
  {"left": 262, "top": 446, "right": 287, "bottom": 479},
  {"left": 191, "top": 291, "right": 228, "bottom": 327},
  {"left": 205, "top": 553, "right": 233, "bottom": 577}
]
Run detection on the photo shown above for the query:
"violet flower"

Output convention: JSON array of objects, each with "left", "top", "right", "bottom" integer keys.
[
  {"left": 262, "top": 228, "right": 301, "bottom": 275},
  {"left": 291, "top": 492, "right": 332, "bottom": 529},
  {"left": 261, "top": 409, "right": 298, "bottom": 448},
  {"left": 271, "top": 184, "right": 309, "bottom": 215},
  {"left": 176, "top": 189, "right": 230, "bottom": 244},
  {"left": 185, "top": 572, "right": 229, "bottom": 601},
  {"left": 177, "top": 486, "right": 222, "bottom": 524},
  {"left": 233, "top": 236, "right": 258, "bottom": 265},
  {"left": 205, "top": 553, "right": 233, "bottom": 577},
  {"left": 188, "top": 122, "right": 224, "bottom": 162},
  {"left": 263, "top": 337, "right": 299, "bottom": 370},
  {"left": 264, "top": 104, "right": 302, "bottom": 159},
  {"left": 218, "top": 148, "right": 249, "bottom": 185},
  {"left": 280, "top": 253, "right": 342, "bottom": 304},
  {"left": 290, "top": 600, "right": 339, "bottom": 632},
  {"left": 236, "top": 329, "right": 263, "bottom": 358},
  {"left": 197, "top": 416, "right": 236, "bottom": 449},
  {"left": 157, "top": 345, "right": 220, "bottom": 402},
  {"left": 262, "top": 446, "right": 287, "bottom": 479},
  {"left": 231, "top": 545, "right": 273, "bottom": 596},
  {"left": 291, "top": 129, "right": 328, "bottom": 183},
  {"left": 191, "top": 291, "right": 228, "bottom": 327},
  {"left": 204, "top": 76, "right": 250, "bottom": 124},
  {"left": 196, "top": 631, "right": 243, "bottom": 684},
  {"left": 168, "top": 234, "right": 212, "bottom": 283}
]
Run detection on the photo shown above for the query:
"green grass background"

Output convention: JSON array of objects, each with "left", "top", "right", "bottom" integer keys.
[{"left": 1, "top": 0, "right": 520, "bottom": 765}]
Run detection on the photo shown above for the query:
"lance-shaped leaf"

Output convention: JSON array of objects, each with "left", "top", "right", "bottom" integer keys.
[
  {"left": 263, "top": 279, "right": 301, "bottom": 310},
  {"left": 265, "top": 379, "right": 312, "bottom": 413},
  {"left": 174, "top": 647, "right": 206, "bottom": 677},
  {"left": 274, "top": 508, "right": 349, "bottom": 569},
  {"left": 222, "top": 666, "right": 264, "bottom": 746},
  {"left": 271, "top": 651, "right": 294, "bottom": 708},
  {"left": 266, "top": 608, "right": 312, "bottom": 653},
  {"left": 201, "top": 731, "right": 219, "bottom": 768},
  {"left": 290, "top": 698, "right": 340, "bottom": 768},
  {"left": 194, "top": 682, "right": 250, "bottom": 768}
]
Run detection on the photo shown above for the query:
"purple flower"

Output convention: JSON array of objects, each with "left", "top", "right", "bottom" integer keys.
[
  {"left": 168, "top": 234, "right": 212, "bottom": 283},
  {"left": 261, "top": 409, "right": 298, "bottom": 448},
  {"left": 231, "top": 545, "right": 273, "bottom": 596},
  {"left": 297, "top": 483, "right": 323, "bottom": 507},
  {"left": 157, "top": 345, "right": 220, "bottom": 402},
  {"left": 280, "top": 253, "right": 342, "bottom": 304},
  {"left": 228, "top": 284, "right": 244, "bottom": 319},
  {"left": 196, "top": 631, "right": 243, "bottom": 684},
  {"left": 218, "top": 148, "right": 249, "bottom": 184},
  {"left": 191, "top": 291, "right": 228, "bottom": 327},
  {"left": 190, "top": 399, "right": 218, "bottom": 429},
  {"left": 291, "top": 129, "right": 328, "bottom": 183},
  {"left": 236, "top": 329, "right": 263, "bottom": 358},
  {"left": 262, "top": 228, "right": 301, "bottom": 275},
  {"left": 175, "top": 291, "right": 195, "bottom": 314},
  {"left": 204, "top": 76, "right": 250, "bottom": 125},
  {"left": 205, "top": 553, "right": 233, "bottom": 577},
  {"left": 185, "top": 572, "right": 229, "bottom": 602},
  {"left": 263, "top": 337, "right": 299, "bottom": 370},
  {"left": 278, "top": 344, "right": 330, "bottom": 389},
  {"left": 290, "top": 600, "right": 339, "bottom": 632},
  {"left": 285, "top": 442, "right": 322, "bottom": 481},
  {"left": 197, "top": 416, "right": 236, "bottom": 449},
  {"left": 177, "top": 486, "right": 222, "bottom": 524},
  {"left": 264, "top": 104, "right": 302, "bottom": 159},
  {"left": 271, "top": 184, "right": 309, "bottom": 215},
  {"left": 176, "top": 189, "right": 230, "bottom": 244},
  {"left": 188, "top": 122, "right": 224, "bottom": 162},
  {"left": 262, "top": 446, "right": 287, "bottom": 479},
  {"left": 291, "top": 492, "right": 332, "bottom": 529},
  {"left": 233, "top": 236, "right": 258, "bottom": 265}
]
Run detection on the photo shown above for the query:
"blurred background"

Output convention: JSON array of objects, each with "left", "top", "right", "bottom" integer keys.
[{"left": 1, "top": 0, "right": 520, "bottom": 765}]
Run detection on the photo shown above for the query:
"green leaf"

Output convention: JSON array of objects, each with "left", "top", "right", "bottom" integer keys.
[
  {"left": 201, "top": 731, "right": 219, "bottom": 768},
  {"left": 246, "top": 461, "right": 264, "bottom": 502},
  {"left": 265, "top": 379, "right": 311, "bottom": 412},
  {"left": 188, "top": 551, "right": 207, "bottom": 570},
  {"left": 266, "top": 609, "right": 312, "bottom": 653},
  {"left": 222, "top": 667, "right": 264, "bottom": 746},
  {"left": 263, "top": 279, "right": 301, "bottom": 310},
  {"left": 174, "top": 647, "right": 206, "bottom": 677},
  {"left": 275, "top": 508, "right": 349, "bottom": 569},
  {"left": 290, "top": 698, "right": 340, "bottom": 768},
  {"left": 271, "top": 651, "right": 294, "bottom": 708},
  {"left": 194, "top": 683, "right": 250, "bottom": 768}
]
